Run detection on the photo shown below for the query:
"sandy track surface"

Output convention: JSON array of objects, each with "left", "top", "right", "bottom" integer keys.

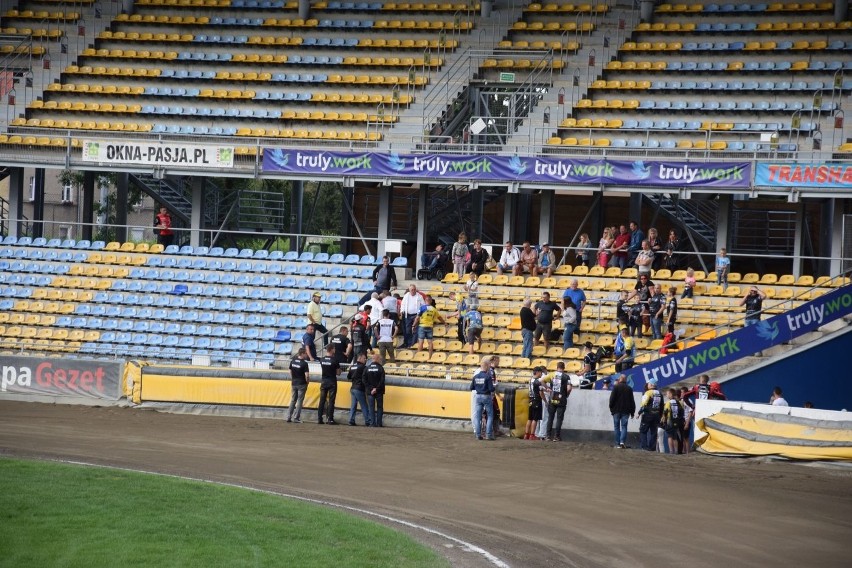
[{"left": 1, "top": 401, "right": 851, "bottom": 567}]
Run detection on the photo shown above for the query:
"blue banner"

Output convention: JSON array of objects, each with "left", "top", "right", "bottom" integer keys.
[
  {"left": 755, "top": 162, "right": 852, "bottom": 189},
  {"left": 263, "top": 149, "right": 752, "bottom": 188},
  {"left": 602, "top": 285, "right": 852, "bottom": 392}
]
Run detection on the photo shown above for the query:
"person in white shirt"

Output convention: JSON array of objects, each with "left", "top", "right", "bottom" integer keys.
[
  {"left": 373, "top": 309, "right": 398, "bottom": 363},
  {"left": 361, "top": 292, "right": 384, "bottom": 348},
  {"left": 770, "top": 386, "right": 789, "bottom": 407},
  {"left": 399, "top": 284, "right": 425, "bottom": 348},
  {"left": 496, "top": 241, "right": 519, "bottom": 275}
]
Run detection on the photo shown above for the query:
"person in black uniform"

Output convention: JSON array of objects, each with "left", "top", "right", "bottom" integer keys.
[
  {"left": 286, "top": 347, "right": 310, "bottom": 423},
  {"left": 524, "top": 366, "right": 545, "bottom": 440},
  {"left": 317, "top": 344, "right": 341, "bottom": 424},
  {"left": 580, "top": 341, "right": 597, "bottom": 389},
  {"left": 545, "top": 361, "right": 572, "bottom": 442},
  {"left": 347, "top": 352, "right": 371, "bottom": 426},
  {"left": 331, "top": 326, "right": 353, "bottom": 365},
  {"left": 364, "top": 351, "right": 386, "bottom": 427}
]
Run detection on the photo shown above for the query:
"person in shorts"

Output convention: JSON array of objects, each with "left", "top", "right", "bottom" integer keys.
[
  {"left": 533, "top": 291, "right": 561, "bottom": 349},
  {"left": 464, "top": 306, "right": 484, "bottom": 354},
  {"left": 524, "top": 366, "right": 546, "bottom": 440}
]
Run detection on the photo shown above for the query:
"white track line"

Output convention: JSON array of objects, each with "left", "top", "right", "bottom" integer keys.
[{"left": 56, "top": 459, "right": 510, "bottom": 568}]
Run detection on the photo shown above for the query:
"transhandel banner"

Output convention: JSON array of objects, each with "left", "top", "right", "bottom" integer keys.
[
  {"left": 0, "top": 356, "right": 123, "bottom": 400},
  {"left": 263, "top": 149, "right": 752, "bottom": 188},
  {"left": 755, "top": 162, "right": 852, "bottom": 189}
]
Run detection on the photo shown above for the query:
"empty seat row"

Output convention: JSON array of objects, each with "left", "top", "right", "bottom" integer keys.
[
  {"left": 547, "top": 137, "right": 797, "bottom": 152},
  {"left": 621, "top": 39, "right": 851, "bottom": 52},
  {"left": 2, "top": 9, "right": 79, "bottom": 19},
  {"left": 136, "top": 0, "right": 295, "bottom": 7},
  {"left": 559, "top": 118, "right": 805, "bottom": 132},
  {"left": 0, "top": 26, "right": 64, "bottom": 38},
  {"left": 637, "top": 20, "right": 848, "bottom": 32},
  {"left": 524, "top": 3, "right": 609, "bottom": 13},
  {"left": 511, "top": 21, "right": 595, "bottom": 32},
  {"left": 481, "top": 59, "right": 565, "bottom": 70},
  {"left": 606, "top": 59, "right": 851, "bottom": 71},
  {"left": 114, "top": 13, "right": 473, "bottom": 29},
  {"left": 656, "top": 2, "right": 833, "bottom": 13},
  {"left": 591, "top": 79, "right": 849, "bottom": 92},
  {"left": 574, "top": 98, "right": 838, "bottom": 112}
]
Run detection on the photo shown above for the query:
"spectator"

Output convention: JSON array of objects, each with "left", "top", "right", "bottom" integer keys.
[
  {"left": 609, "top": 374, "right": 635, "bottom": 449},
  {"left": 350, "top": 305, "right": 372, "bottom": 358},
  {"left": 580, "top": 341, "right": 597, "bottom": 389},
  {"left": 562, "top": 297, "right": 578, "bottom": 349},
  {"left": 682, "top": 374, "right": 727, "bottom": 412},
  {"left": 464, "top": 305, "right": 484, "bottom": 355},
  {"left": 413, "top": 296, "right": 445, "bottom": 356},
  {"left": 470, "top": 359, "right": 496, "bottom": 441},
  {"left": 153, "top": 206, "right": 174, "bottom": 247},
  {"left": 638, "top": 378, "right": 663, "bottom": 451},
  {"left": 451, "top": 232, "right": 469, "bottom": 276},
  {"left": 496, "top": 241, "right": 519, "bottom": 275},
  {"left": 399, "top": 284, "right": 425, "bottom": 348},
  {"left": 715, "top": 248, "right": 730, "bottom": 291},
  {"left": 613, "top": 327, "right": 635, "bottom": 373},
  {"left": 330, "top": 326, "right": 353, "bottom": 365},
  {"left": 533, "top": 291, "right": 561, "bottom": 349},
  {"left": 634, "top": 239, "right": 654, "bottom": 277},
  {"left": 679, "top": 386, "right": 692, "bottom": 454},
  {"left": 347, "top": 352, "right": 371, "bottom": 426},
  {"left": 627, "top": 274, "right": 654, "bottom": 303},
  {"left": 420, "top": 243, "right": 446, "bottom": 272},
  {"left": 361, "top": 292, "right": 384, "bottom": 348},
  {"left": 364, "top": 351, "right": 386, "bottom": 427},
  {"left": 302, "top": 323, "right": 317, "bottom": 361},
  {"left": 601, "top": 378, "right": 611, "bottom": 390},
  {"left": 664, "top": 229, "right": 681, "bottom": 270},
  {"left": 610, "top": 224, "right": 630, "bottom": 269},
  {"left": 627, "top": 302, "right": 644, "bottom": 338},
  {"left": 463, "top": 271, "right": 480, "bottom": 310},
  {"left": 373, "top": 308, "right": 397, "bottom": 364},
  {"left": 597, "top": 227, "right": 614, "bottom": 268},
  {"left": 448, "top": 291, "right": 468, "bottom": 343},
  {"left": 561, "top": 278, "right": 587, "bottom": 335},
  {"left": 740, "top": 286, "right": 767, "bottom": 327},
  {"left": 544, "top": 361, "right": 572, "bottom": 442},
  {"left": 627, "top": 221, "right": 645, "bottom": 266},
  {"left": 467, "top": 239, "right": 489, "bottom": 276},
  {"left": 647, "top": 227, "right": 663, "bottom": 270},
  {"left": 648, "top": 284, "right": 666, "bottom": 340},
  {"left": 665, "top": 286, "right": 678, "bottom": 328},
  {"left": 662, "top": 388, "right": 685, "bottom": 454},
  {"left": 362, "top": 255, "right": 397, "bottom": 305},
  {"left": 770, "top": 386, "right": 788, "bottom": 407},
  {"left": 519, "top": 299, "right": 536, "bottom": 359},
  {"left": 681, "top": 267, "right": 696, "bottom": 299},
  {"left": 381, "top": 290, "right": 399, "bottom": 325},
  {"left": 515, "top": 241, "right": 538, "bottom": 276},
  {"left": 286, "top": 347, "right": 310, "bottom": 424},
  {"left": 535, "top": 242, "right": 556, "bottom": 277},
  {"left": 317, "top": 344, "right": 341, "bottom": 425},
  {"left": 524, "top": 366, "right": 546, "bottom": 440},
  {"left": 307, "top": 293, "right": 328, "bottom": 348},
  {"left": 660, "top": 323, "right": 677, "bottom": 354},
  {"left": 615, "top": 290, "right": 630, "bottom": 330},
  {"left": 575, "top": 233, "right": 593, "bottom": 267}
]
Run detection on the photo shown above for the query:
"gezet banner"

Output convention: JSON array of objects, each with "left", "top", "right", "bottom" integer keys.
[
  {"left": 0, "top": 356, "right": 123, "bottom": 401},
  {"left": 82, "top": 140, "right": 234, "bottom": 168}
]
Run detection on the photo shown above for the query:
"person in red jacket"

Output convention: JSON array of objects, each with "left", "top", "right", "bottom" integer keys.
[{"left": 153, "top": 206, "right": 174, "bottom": 247}]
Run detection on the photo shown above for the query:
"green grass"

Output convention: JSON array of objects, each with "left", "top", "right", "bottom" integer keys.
[{"left": 0, "top": 458, "right": 448, "bottom": 568}]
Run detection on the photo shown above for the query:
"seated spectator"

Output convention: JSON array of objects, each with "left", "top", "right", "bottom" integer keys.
[
  {"left": 535, "top": 243, "right": 555, "bottom": 277},
  {"left": 420, "top": 244, "right": 446, "bottom": 271},
  {"left": 497, "top": 241, "right": 519, "bottom": 275},
  {"left": 515, "top": 241, "right": 538, "bottom": 276},
  {"left": 467, "top": 239, "right": 489, "bottom": 276}
]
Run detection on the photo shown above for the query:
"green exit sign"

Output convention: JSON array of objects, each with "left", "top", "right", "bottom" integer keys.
[{"left": 499, "top": 72, "right": 515, "bottom": 83}]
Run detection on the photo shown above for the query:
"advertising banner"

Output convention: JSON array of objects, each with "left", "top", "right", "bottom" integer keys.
[
  {"left": 263, "top": 149, "right": 752, "bottom": 188},
  {"left": 755, "top": 162, "right": 852, "bottom": 189},
  {"left": 82, "top": 140, "right": 234, "bottom": 168},
  {"left": 604, "top": 285, "right": 852, "bottom": 392},
  {"left": 0, "top": 356, "right": 123, "bottom": 400}
]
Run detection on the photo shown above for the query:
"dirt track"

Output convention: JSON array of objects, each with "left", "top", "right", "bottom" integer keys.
[{"left": 1, "top": 400, "right": 851, "bottom": 567}]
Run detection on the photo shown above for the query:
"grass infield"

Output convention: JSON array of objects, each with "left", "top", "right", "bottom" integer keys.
[{"left": 0, "top": 458, "right": 448, "bottom": 568}]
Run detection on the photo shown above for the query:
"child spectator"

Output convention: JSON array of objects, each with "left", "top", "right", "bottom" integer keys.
[
  {"left": 681, "top": 267, "right": 696, "bottom": 299},
  {"left": 452, "top": 232, "right": 469, "bottom": 276},
  {"left": 660, "top": 324, "right": 676, "bottom": 354},
  {"left": 715, "top": 248, "right": 730, "bottom": 291}
]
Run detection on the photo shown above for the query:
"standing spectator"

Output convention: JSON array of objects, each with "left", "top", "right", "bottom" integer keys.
[
  {"left": 317, "top": 344, "right": 341, "bottom": 425},
  {"left": 448, "top": 291, "right": 468, "bottom": 343},
  {"left": 681, "top": 267, "right": 696, "bottom": 299},
  {"left": 597, "top": 227, "right": 614, "bottom": 268},
  {"left": 470, "top": 359, "right": 496, "bottom": 440},
  {"left": 544, "top": 361, "right": 572, "bottom": 442},
  {"left": 464, "top": 272, "right": 480, "bottom": 310},
  {"left": 362, "top": 255, "right": 397, "bottom": 305},
  {"left": 648, "top": 284, "right": 666, "bottom": 340},
  {"left": 715, "top": 248, "right": 730, "bottom": 291},
  {"left": 613, "top": 327, "right": 636, "bottom": 373},
  {"left": 452, "top": 232, "right": 469, "bottom": 276},
  {"left": 627, "top": 221, "right": 645, "bottom": 266},
  {"left": 467, "top": 239, "right": 489, "bottom": 276},
  {"left": 609, "top": 374, "right": 635, "bottom": 449},
  {"left": 740, "top": 286, "right": 767, "bottom": 326},
  {"left": 330, "top": 326, "right": 353, "bottom": 365},
  {"left": 496, "top": 241, "right": 519, "bottom": 275},
  {"left": 535, "top": 242, "right": 556, "bottom": 277},
  {"left": 302, "top": 323, "right": 317, "bottom": 361},
  {"left": 399, "top": 284, "right": 425, "bottom": 348},
  {"left": 647, "top": 227, "right": 663, "bottom": 270},
  {"left": 350, "top": 305, "right": 372, "bottom": 358},
  {"left": 638, "top": 378, "right": 663, "bottom": 451},
  {"left": 660, "top": 324, "right": 677, "bottom": 354},
  {"left": 307, "top": 293, "right": 328, "bottom": 348},
  {"left": 682, "top": 374, "right": 726, "bottom": 413},
  {"left": 634, "top": 240, "right": 654, "bottom": 277},
  {"left": 519, "top": 299, "right": 536, "bottom": 359},
  {"left": 770, "top": 386, "right": 789, "bottom": 407},
  {"left": 374, "top": 309, "right": 398, "bottom": 364},
  {"left": 153, "top": 206, "right": 174, "bottom": 247},
  {"left": 364, "top": 351, "right": 386, "bottom": 427},
  {"left": 464, "top": 305, "right": 484, "bottom": 354},
  {"left": 347, "top": 352, "right": 371, "bottom": 426},
  {"left": 664, "top": 229, "right": 681, "bottom": 270},
  {"left": 562, "top": 278, "right": 587, "bottom": 335},
  {"left": 533, "top": 291, "right": 561, "bottom": 349},
  {"left": 580, "top": 341, "right": 597, "bottom": 389},
  {"left": 662, "top": 388, "right": 685, "bottom": 454},
  {"left": 515, "top": 241, "right": 538, "bottom": 276},
  {"left": 561, "top": 297, "right": 578, "bottom": 349},
  {"left": 413, "top": 296, "right": 444, "bottom": 356},
  {"left": 381, "top": 290, "right": 399, "bottom": 325},
  {"left": 286, "top": 347, "right": 310, "bottom": 423},
  {"left": 524, "top": 366, "right": 546, "bottom": 440},
  {"left": 679, "top": 385, "right": 692, "bottom": 454},
  {"left": 615, "top": 290, "right": 630, "bottom": 330},
  {"left": 610, "top": 225, "right": 630, "bottom": 269},
  {"left": 362, "top": 292, "right": 384, "bottom": 348},
  {"left": 665, "top": 286, "right": 678, "bottom": 328},
  {"left": 575, "top": 233, "right": 593, "bottom": 267}
]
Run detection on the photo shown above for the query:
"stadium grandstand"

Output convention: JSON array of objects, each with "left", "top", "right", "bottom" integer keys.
[{"left": 1, "top": 0, "right": 851, "bottom": 407}]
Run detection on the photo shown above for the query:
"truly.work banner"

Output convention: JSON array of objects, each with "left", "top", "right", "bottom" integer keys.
[
  {"left": 603, "top": 285, "right": 852, "bottom": 392},
  {"left": 263, "top": 149, "right": 752, "bottom": 188}
]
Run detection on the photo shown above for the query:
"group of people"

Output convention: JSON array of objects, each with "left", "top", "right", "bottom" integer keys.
[{"left": 595, "top": 223, "right": 683, "bottom": 272}]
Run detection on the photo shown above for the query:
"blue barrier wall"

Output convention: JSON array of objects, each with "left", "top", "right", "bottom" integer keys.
[{"left": 720, "top": 329, "right": 852, "bottom": 411}]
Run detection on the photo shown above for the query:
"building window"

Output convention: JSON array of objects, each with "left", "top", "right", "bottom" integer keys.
[
  {"left": 28, "top": 176, "right": 35, "bottom": 201},
  {"left": 58, "top": 225, "right": 72, "bottom": 240},
  {"left": 61, "top": 183, "right": 74, "bottom": 204}
]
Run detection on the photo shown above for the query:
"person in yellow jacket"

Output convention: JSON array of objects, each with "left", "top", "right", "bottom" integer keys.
[{"left": 638, "top": 378, "right": 663, "bottom": 452}]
